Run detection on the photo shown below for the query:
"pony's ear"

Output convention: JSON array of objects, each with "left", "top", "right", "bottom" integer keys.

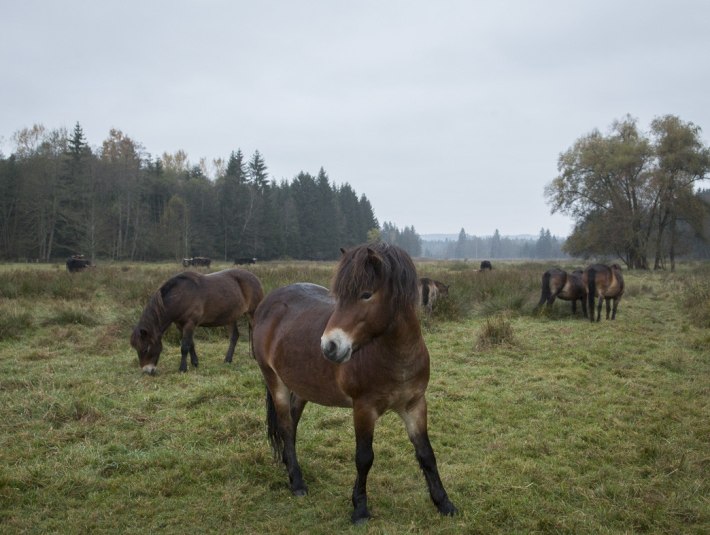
[
  {"left": 366, "top": 247, "right": 384, "bottom": 273},
  {"left": 340, "top": 247, "right": 347, "bottom": 256}
]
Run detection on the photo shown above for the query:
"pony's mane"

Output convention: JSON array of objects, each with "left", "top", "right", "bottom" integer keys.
[
  {"left": 332, "top": 242, "right": 419, "bottom": 310},
  {"left": 138, "top": 273, "right": 199, "bottom": 334}
]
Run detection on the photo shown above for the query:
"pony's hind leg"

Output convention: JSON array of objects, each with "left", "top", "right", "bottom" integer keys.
[
  {"left": 596, "top": 295, "right": 604, "bottom": 322},
  {"left": 224, "top": 322, "right": 239, "bottom": 363},
  {"left": 399, "top": 397, "right": 457, "bottom": 517},
  {"left": 611, "top": 296, "right": 621, "bottom": 319},
  {"left": 605, "top": 297, "right": 612, "bottom": 319},
  {"left": 264, "top": 373, "right": 307, "bottom": 496}
]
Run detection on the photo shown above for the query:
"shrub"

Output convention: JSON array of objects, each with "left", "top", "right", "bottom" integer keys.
[{"left": 477, "top": 313, "right": 515, "bottom": 348}]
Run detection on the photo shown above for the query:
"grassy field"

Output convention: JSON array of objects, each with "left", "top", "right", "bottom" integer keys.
[{"left": 0, "top": 259, "right": 708, "bottom": 534}]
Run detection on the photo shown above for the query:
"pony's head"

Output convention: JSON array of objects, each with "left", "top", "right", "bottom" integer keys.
[
  {"left": 321, "top": 242, "right": 419, "bottom": 363},
  {"left": 130, "top": 326, "right": 163, "bottom": 375},
  {"left": 130, "top": 290, "right": 168, "bottom": 374}
]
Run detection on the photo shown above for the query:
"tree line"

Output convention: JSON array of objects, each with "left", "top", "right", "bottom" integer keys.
[
  {"left": 0, "top": 123, "right": 381, "bottom": 262},
  {"left": 419, "top": 228, "right": 568, "bottom": 260},
  {"left": 545, "top": 114, "right": 710, "bottom": 270}
]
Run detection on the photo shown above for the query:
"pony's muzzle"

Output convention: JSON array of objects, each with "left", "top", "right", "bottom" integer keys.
[
  {"left": 142, "top": 364, "right": 157, "bottom": 375},
  {"left": 321, "top": 329, "right": 353, "bottom": 363}
]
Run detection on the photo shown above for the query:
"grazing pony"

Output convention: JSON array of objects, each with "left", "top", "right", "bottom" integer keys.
[
  {"left": 234, "top": 257, "right": 257, "bottom": 265},
  {"left": 182, "top": 256, "right": 212, "bottom": 268},
  {"left": 252, "top": 243, "right": 457, "bottom": 524},
  {"left": 66, "top": 255, "right": 92, "bottom": 272},
  {"left": 479, "top": 260, "right": 492, "bottom": 271},
  {"left": 535, "top": 268, "right": 587, "bottom": 317},
  {"left": 131, "top": 268, "right": 264, "bottom": 374},
  {"left": 419, "top": 277, "right": 449, "bottom": 315},
  {"left": 583, "top": 263, "right": 625, "bottom": 322}
]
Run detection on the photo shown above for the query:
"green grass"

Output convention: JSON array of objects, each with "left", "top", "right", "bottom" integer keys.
[{"left": 0, "top": 260, "right": 708, "bottom": 533}]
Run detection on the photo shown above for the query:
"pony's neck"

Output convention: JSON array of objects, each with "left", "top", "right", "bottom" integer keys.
[
  {"left": 381, "top": 307, "right": 425, "bottom": 357},
  {"left": 140, "top": 295, "right": 173, "bottom": 338}
]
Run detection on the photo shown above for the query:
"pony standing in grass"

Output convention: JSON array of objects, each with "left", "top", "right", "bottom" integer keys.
[{"left": 252, "top": 243, "right": 457, "bottom": 524}]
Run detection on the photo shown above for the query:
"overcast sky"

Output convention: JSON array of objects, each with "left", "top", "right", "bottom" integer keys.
[{"left": 2, "top": 1, "right": 709, "bottom": 237}]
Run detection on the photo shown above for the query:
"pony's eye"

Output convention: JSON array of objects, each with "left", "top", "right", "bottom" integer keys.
[{"left": 360, "top": 291, "right": 373, "bottom": 300}]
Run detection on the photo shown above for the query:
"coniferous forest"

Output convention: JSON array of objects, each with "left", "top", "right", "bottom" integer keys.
[{"left": 0, "top": 123, "right": 380, "bottom": 262}]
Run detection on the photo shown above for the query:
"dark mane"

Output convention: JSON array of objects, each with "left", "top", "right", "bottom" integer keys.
[
  {"left": 332, "top": 242, "right": 419, "bottom": 310},
  {"left": 137, "top": 273, "right": 198, "bottom": 335}
]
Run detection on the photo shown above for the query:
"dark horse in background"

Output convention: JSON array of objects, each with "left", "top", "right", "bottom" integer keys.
[
  {"left": 182, "top": 256, "right": 212, "bottom": 268},
  {"left": 583, "top": 263, "right": 625, "bottom": 322},
  {"left": 66, "top": 255, "right": 92, "bottom": 272},
  {"left": 252, "top": 243, "right": 457, "bottom": 524},
  {"left": 131, "top": 268, "right": 264, "bottom": 374},
  {"left": 419, "top": 277, "right": 449, "bottom": 315},
  {"left": 535, "top": 268, "right": 587, "bottom": 317}
]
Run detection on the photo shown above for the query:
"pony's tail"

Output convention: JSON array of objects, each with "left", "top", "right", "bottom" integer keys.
[
  {"left": 248, "top": 316, "right": 255, "bottom": 360},
  {"left": 266, "top": 388, "right": 284, "bottom": 461},
  {"left": 537, "top": 271, "right": 552, "bottom": 310},
  {"left": 587, "top": 267, "right": 597, "bottom": 321}
]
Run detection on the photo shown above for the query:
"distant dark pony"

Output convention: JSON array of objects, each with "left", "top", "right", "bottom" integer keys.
[
  {"left": 252, "top": 242, "right": 457, "bottom": 524},
  {"left": 131, "top": 268, "right": 264, "bottom": 374},
  {"left": 419, "top": 277, "right": 449, "bottom": 315},
  {"left": 535, "top": 268, "right": 587, "bottom": 317},
  {"left": 583, "top": 263, "right": 625, "bottom": 322},
  {"left": 479, "top": 260, "right": 492, "bottom": 271},
  {"left": 182, "top": 256, "right": 212, "bottom": 268},
  {"left": 66, "top": 255, "right": 92, "bottom": 273}
]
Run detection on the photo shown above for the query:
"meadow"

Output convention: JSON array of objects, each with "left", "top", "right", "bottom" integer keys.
[{"left": 0, "top": 259, "right": 708, "bottom": 534}]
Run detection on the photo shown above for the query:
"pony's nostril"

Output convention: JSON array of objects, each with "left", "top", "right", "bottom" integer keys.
[{"left": 325, "top": 340, "right": 337, "bottom": 357}]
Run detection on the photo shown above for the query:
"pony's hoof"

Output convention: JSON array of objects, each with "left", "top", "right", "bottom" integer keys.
[
  {"left": 292, "top": 487, "right": 308, "bottom": 497},
  {"left": 438, "top": 501, "right": 458, "bottom": 516},
  {"left": 351, "top": 509, "right": 371, "bottom": 525}
]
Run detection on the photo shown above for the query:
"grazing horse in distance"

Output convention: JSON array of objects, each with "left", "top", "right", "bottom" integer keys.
[
  {"left": 535, "top": 268, "right": 587, "bottom": 317},
  {"left": 234, "top": 257, "right": 257, "bottom": 265},
  {"left": 419, "top": 277, "right": 449, "bottom": 315},
  {"left": 479, "top": 260, "right": 492, "bottom": 271},
  {"left": 66, "top": 255, "right": 93, "bottom": 272},
  {"left": 131, "top": 268, "right": 264, "bottom": 374},
  {"left": 182, "top": 256, "right": 212, "bottom": 268},
  {"left": 252, "top": 242, "right": 457, "bottom": 524},
  {"left": 583, "top": 263, "right": 625, "bottom": 322}
]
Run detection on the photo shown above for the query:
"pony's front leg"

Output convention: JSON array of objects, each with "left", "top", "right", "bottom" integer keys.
[
  {"left": 179, "top": 325, "right": 198, "bottom": 371},
  {"left": 224, "top": 322, "right": 239, "bottom": 363},
  {"left": 605, "top": 297, "right": 612, "bottom": 319},
  {"left": 351, "top": 405, "right": 377, "bottom": 524},
  {"left": 400, "top": 397, "right": 457, "bottom": 517}
]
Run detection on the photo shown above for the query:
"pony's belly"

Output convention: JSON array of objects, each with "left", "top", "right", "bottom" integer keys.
[{"left": 276, "top": 356, "right": 353, "bottom": 407}]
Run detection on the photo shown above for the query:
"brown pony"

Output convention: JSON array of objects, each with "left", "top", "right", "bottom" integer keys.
[
  {"left": 252, "top": 243, "right": 457, "bottom": 524},
  {"left": 583, "top": 263, "right": 625, "bottom": 322},
  {"left": 419, "top": 277, "right": 449, "bottom": 315},
  {"left": 130, "top": 268, "right": 264, "bottom": 374},
  {"left": 535, "top": 268, "right": 587, "bottom": 317}
]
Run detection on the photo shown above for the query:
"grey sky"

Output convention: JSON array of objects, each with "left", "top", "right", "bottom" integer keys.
[{"left": 2, "top": 0, "right": 709, "bottom": 237}]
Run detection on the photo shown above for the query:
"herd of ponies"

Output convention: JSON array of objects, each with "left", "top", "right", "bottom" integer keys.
[{"left": 64, "top": 244, "right": 624, "bottom": 524}]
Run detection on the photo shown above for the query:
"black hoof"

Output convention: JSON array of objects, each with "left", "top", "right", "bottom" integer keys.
[
  {"left": 438, "top": 501, "right": 458, "bottom": 516},
  {"left": 351, "top": 510, "right": 371, "bottom": 525}
]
